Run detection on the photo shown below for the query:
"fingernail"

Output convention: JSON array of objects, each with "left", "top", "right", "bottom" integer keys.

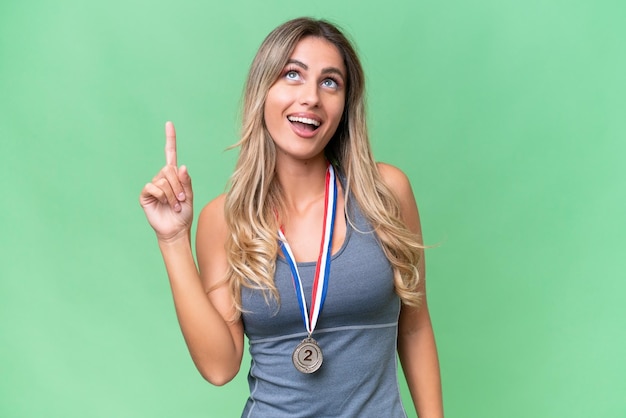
[
  {"left": 174, "top": 203, "right": 181, "bottom": 212},
  {"left": 178, "top": 192, "right": 185, "bottom": 200}
]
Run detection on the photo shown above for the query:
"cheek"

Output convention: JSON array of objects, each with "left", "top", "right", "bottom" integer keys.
[
  {"left": 329, "top": 98, "right": 346, "bottom": 126},
  {"left": 263, "top": 99, "right": 278, "bottom": 127},
  {"left": 264, "top": 88, "right": 289, "bottom": 124},
  {"left": 266, "top": 85, "right": 291, "bottom": 107}
]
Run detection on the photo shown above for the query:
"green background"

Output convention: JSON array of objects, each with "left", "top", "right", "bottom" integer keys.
[{"left": 1, "top": 0, "right": 624, "bottom": 417}]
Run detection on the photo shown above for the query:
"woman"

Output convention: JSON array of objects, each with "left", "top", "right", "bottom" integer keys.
[{"left": 140, "top": 17, "right": 443, "bottom": 417}]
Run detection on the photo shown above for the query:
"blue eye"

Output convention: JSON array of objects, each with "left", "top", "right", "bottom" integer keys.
[
  {"left": 322, "top": 78, "right": 338, "bottom": 89},
  {"left": 285, "top": 70, "right": 300, "bottom": 80}
]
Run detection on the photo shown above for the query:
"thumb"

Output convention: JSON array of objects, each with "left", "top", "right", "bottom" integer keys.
[{"left": 179, "top": 165, "right": 193, "bottom": 198}]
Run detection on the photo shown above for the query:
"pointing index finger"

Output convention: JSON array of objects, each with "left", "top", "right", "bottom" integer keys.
[{"left": 165, "top": 121, "right": 177, "bottom": 166}]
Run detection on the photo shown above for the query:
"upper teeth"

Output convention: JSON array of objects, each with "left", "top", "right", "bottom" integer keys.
[{"left": 288, "top": 116, "right": 320, "bottom": 127}]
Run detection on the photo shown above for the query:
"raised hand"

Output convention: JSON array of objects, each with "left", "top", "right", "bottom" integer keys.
[{"left": 140, "top": 121, "right": 194, "bottom": 242}]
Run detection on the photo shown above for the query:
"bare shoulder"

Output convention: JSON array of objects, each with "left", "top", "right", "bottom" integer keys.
[
  {"left": 197, "top": 194, "right": 228, "bottom": 250},
  {"left": 376, "top": 162, "right": 421, "bottom": 234},
  {"left": 196, "top": 194, "right": 229, "bottom": 290},
  {"left": 376, "top": 162, "right": 415, "bottom": 203},
  {"left": 198, "top": 194, "right": 228, "bottom": 233}
]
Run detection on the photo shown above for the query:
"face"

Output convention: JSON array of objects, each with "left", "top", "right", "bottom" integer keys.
[{"left": 264, "top": 36, "right": 346, "bottom": 164}]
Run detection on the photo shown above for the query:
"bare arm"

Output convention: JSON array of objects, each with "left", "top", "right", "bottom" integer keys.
[
  {"left": 378, "top": 163, "right": 444, "bottom": 417},
  {"left": 139, "top": 122, "right": 243, "bottom": 385}
]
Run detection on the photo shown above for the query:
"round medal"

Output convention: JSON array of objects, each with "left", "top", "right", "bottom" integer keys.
[{"left": 292, "top": 337, "right": 323, "bottom": 374}]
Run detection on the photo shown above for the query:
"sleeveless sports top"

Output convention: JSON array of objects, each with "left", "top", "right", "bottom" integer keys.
[{"left": 240, "top": 189, "right": 407, "bottom": 418}]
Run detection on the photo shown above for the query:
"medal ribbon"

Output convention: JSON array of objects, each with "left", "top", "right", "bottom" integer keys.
[{"left": 278, "top": 164, "right": 337, "bottom": 335}]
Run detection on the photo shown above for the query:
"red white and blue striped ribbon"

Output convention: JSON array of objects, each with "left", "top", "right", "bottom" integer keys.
[{"left": 278, "top": 164, "right": 337, "bottom": 335}]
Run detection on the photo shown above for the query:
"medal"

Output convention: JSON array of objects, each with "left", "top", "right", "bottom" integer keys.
[
  {"left": 292, "top": 337, "right": 323, "bottom": 374},
  {"left": 278, "top": 163, "right": 337, "bottom": 374}
]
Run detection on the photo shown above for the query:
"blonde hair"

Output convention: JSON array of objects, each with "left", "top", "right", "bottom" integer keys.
[{"left": 223, "top": 17, "right": 422, "bottom": 317}]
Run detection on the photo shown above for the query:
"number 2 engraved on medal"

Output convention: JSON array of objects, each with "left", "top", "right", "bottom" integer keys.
[{"left": 292, "top": 338, "right": 323, "bottom": 373}]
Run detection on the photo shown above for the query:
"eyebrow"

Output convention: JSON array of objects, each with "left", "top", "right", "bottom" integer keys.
[{"left": 287, "top": 59, "right": 346, "bottom": 81}]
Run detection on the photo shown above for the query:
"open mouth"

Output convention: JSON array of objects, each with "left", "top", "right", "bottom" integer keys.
[{"left": 287, "top": 116, "right": 321, "bottom": 132}]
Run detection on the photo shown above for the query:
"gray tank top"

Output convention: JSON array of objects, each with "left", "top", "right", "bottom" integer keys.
[{"left": 241, "top": 191, "right": 407, "bottom": 417}]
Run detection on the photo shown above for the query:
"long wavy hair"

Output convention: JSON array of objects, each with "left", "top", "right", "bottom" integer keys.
[{"left": 223, "top": 17, "right": 423, "bottom": 317}]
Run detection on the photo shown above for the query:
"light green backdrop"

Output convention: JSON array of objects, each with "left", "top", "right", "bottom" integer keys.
[{"left": 1, "top": 1, "right": 624, "bottom": 417}]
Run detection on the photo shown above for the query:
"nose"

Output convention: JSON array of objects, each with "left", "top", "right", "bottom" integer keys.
[{"left": 298, "top": 81, "right": 320, "bottom": 107}]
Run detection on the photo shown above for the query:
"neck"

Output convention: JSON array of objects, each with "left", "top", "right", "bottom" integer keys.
[{"left": 276, "top": 155, "right": 328, "bottom": 213}]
